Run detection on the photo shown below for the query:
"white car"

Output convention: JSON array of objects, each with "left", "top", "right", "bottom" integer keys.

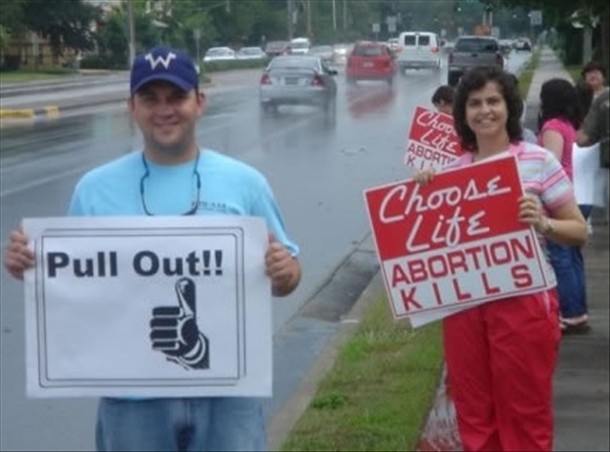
[
  {"left": 395, "top": 31, "right": 442, "bottom": 73},
  {"left": 236, "top": 47, "right": 266, "bottom": 60},
  {"left": 290, "top": 37, "right": 311, "bottom": 55},
  {"left": 308, "top": 45, "right": 334, "bottom": 63},
  {"left": 203, "top": 47, "right": 236, "bottom": 62}
]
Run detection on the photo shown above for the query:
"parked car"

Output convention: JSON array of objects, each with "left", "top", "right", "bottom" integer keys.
[
  {"left": 447, "top": 35, "right": 504, "bottom": 86},
  {"left": 499, "top": 39, "right": 513, "bottom": 55},
  {"left": 387, "top": 37, "right": 399, "bottom": 52},
  {"left": 259, "top": 55, "right": 337, "bottom": 112},
  {"left": 308, "top": 45, "right": 334, "bottom": 63},
  {"left": 513, "top": 37, "right": 532, "bottom": 51},
  {"left": 236, "top": 46, "right": 267, "bottom": 60},
  {"left": 264, "top": 40, "right": 291, "bottom": 57},
  {"left": 203, "top": 47, "right": 236, "bottom": 62},
  {"left": 395, "top": 31, "right": 442, "bottom": 73},
  {"left": 346, "top": 41, "right": 396, "bottom": 85}
]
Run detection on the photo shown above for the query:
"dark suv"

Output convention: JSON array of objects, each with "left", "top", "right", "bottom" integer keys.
[{"left": 447, "top": 36, "right": 505, "bottom": 86}]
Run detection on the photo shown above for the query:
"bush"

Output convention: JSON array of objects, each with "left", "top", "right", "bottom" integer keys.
[
  {"left": 40, "top": 66, "right": 78, "bottom": 75},
  {"left": 201, "top": 58, "right": 269, "bottom": 73},
  {"left": 80, "top": 54, "right": 127, "bottom": 70},
  {"left": 0, "top": 55, "right": 21, "bottom": 72}
]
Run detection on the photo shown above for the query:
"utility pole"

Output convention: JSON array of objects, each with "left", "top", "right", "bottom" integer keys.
[
  {"left": 343, "top": 0, "right": 347, "bottom": 30},
  {"left": 332, "top": 0, "right": 337, "bottom": 32},
  {"left": 287, "top": 0, "right": 294, "bottom": 40},
  {"left": 306, "top": 0, "right": 312, "bottom": 40},
  {"left": 127, "top": 0, "right": 136, "bottom": 67}
]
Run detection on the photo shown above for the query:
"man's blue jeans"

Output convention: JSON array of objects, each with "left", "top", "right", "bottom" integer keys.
[
  {"left": 96, "top": 397, "right": 267, "bottom": 452},
  {"left": 546, "top": 205, "right": 592, "bottom": 319}
]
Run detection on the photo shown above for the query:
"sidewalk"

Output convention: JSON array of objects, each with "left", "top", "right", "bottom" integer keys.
[
  {"left": 528, "top": 47, "right": 609, "bottom": 452},
  {"left": 267, "top": 47, "right": 610, "bottom": 451}
]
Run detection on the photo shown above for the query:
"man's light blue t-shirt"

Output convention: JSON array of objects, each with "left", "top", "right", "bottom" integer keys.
[{"left": 69, "top": 149, "right": 299, "bottom": 255}]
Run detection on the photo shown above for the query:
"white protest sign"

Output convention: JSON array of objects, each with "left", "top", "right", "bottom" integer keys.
[
  {"left": 364, "top": 155, "right": 552, "bottom": 326},
  {"left": 404, "top": 106, "right": 464, "bottom": 171},
  {"left": 573, "top": 143, "right": 606, "bottom": 207},
  {"left": 23, "top": 216, "right": 271, "bottom": 398}
]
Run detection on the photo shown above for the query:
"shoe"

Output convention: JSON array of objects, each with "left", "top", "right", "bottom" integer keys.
[{"left": 560, "top": 317, "right": 591, "bottom": 335}]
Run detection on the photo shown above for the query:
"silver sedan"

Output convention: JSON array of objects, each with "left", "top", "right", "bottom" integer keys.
[{"left": 259, "top": 56, "right": 337, "bottom": 113}]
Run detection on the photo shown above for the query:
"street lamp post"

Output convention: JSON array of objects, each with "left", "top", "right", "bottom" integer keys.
[{"left": 127, "top": 0, "right": 136, "bottom": 67}]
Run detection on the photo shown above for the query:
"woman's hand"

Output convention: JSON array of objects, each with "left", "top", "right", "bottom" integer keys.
[
  {"left": 518, "top": 193, "right": 549, "bottom": 234},
  {"left": 413, "top": 167, "right": 436, "bottom": 186}
]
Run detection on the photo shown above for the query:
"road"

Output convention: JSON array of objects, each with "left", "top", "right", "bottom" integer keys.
[{"left": 0, "top": 52, "right": 531, "bottom": 451}]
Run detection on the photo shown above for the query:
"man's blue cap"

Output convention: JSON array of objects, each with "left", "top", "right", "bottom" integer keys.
[{"left": 130, "top": 46, "right": 199, "bottom": 95}]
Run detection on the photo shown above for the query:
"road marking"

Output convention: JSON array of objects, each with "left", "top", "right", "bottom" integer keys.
[{"left": 0, "top": 163, "right": 96, "bottom": 198}]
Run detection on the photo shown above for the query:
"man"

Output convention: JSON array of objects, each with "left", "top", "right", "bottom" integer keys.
[
  {"left": 577, "top": 86, "right": 610, "bottom": 222},
  {"left": 581, "top": 60, "right": 607, "bottom": 98},
  {"left": 4, "top": 46, "right": 301, "bottom": 451}
]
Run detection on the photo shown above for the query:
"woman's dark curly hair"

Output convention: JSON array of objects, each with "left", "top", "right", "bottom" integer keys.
[
  {"left": 452, "top": 66, "right": 523, "bottom": 152},
  {"left": 538, "top": 78, "right": 582, "bottom": 130}
]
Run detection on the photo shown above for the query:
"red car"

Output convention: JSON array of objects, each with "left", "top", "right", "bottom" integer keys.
[{"left": 346, "top": 41, "right": 397, "bottom": 85}]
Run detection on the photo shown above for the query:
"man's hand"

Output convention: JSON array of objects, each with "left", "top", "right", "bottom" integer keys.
[
  {"left": 150, "top": 278, "right": 209, "bottom": 369},
  {"left": 266, "top": 232, "right": 301, "bottom": 297},
  {"left": 4, "top": 226, "right": 35, "bottom": 280}
]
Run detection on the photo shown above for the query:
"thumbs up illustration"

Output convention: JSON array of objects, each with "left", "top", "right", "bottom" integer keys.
[{"left": 150, "top": 277, "right": 209, "bottom": 369}]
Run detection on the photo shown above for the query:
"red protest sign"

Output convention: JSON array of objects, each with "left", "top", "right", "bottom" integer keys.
[
  {"left": 364, "top": 155, "right": 552, "bottom": 320},
  {"left": 404, "top": 106, "right": 463, "bottom": 171}
]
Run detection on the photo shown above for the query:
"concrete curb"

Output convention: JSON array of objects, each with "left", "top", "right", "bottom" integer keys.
[
  {"left": 266, "top": 272, "right": 386, "bottom": 450},
  {"left": 0, "top": 106, "right": 60, "bottom": 119}
]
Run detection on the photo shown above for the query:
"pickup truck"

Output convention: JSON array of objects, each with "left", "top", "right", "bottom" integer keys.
[{"left": 447, "top": 36, "right": 505, "bottom": 86}]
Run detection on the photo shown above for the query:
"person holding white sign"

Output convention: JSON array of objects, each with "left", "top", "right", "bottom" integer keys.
[
  {"left": 538, "top": 78, "right": 592, "bottom": 334},
  {"left": 4, "top": 46, "right": 301, "bottom": 452},
  {"left": 415, "top": 66, "right": 587, "bottom": 452}
]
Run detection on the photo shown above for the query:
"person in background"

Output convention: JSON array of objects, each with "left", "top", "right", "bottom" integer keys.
[
  {"left": 581, "top": 60, "right": 607, "bottom": 98},
  {"left": 415, "top": 66, "right": 587, "bottom": 451},
  {"left": 3, "top": 46, "right": 302, "bottom": 452},
  {"left": 538, "top": 78, "right": 590, "bottom": 334},
  {"left": 577, "top": 64, "right": 610, "bottom": 223},
  {"left": 431, "top": 85, "right": 455, "bottom": 115},
  {"left": 507, "top": 73, "right": 537, "bottom": 143},
  {"left": 574, "top": 81, "right": 596, "bottom": 234}
]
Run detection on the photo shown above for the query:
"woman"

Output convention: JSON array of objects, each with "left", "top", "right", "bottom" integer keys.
[
  {"left": 538, "top": 78, "right": 590, "bottom": 333},
  {"left": 416, "top": 66, "right": 587, "bottom": 451}
]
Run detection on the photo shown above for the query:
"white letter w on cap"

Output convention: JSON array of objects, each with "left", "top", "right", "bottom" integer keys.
[{"left": 145, "top": 52, "right": 177, "bottom": 70}]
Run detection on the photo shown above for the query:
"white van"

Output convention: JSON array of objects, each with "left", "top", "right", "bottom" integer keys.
[
  {"left": 395, "top": 31, "right": 441, "bottom": 73},
  {"left": 290, "top": 37, "right": 311, "bottom": 55}
]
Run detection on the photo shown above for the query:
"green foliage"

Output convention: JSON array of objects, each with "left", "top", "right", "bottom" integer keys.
[
  {"left": 311, "top": 392, "right": 348, "bottom": 410},
  {"left": 281, "top": 296, "right": 444, "bottom": 451},
  {"left": 0, "top": 25, "right": 9, "bottom": 51},
  {"left": 0, "top": 0, "right": 27, "bottom": 38},
  {"left": 201, "top": 58, "right": 269, "bottom": 73},
  {"left": 21, "top": 0, "right": 101, "bottom": 59}
]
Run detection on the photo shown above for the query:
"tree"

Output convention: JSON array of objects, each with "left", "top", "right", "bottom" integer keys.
[
  {"left": 21, "top": 0, "right": 101, "bottom": 64},
  {"left": 497, "top": 0, "right": 609, "bottom": 72}
]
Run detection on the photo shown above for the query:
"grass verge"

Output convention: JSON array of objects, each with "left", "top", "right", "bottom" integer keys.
[
  {"left": 280, "top": 295, "right": 444, "bottom": 451},
  {"left": 518, "top": 49, "right": 541, "bottom": 99}
]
